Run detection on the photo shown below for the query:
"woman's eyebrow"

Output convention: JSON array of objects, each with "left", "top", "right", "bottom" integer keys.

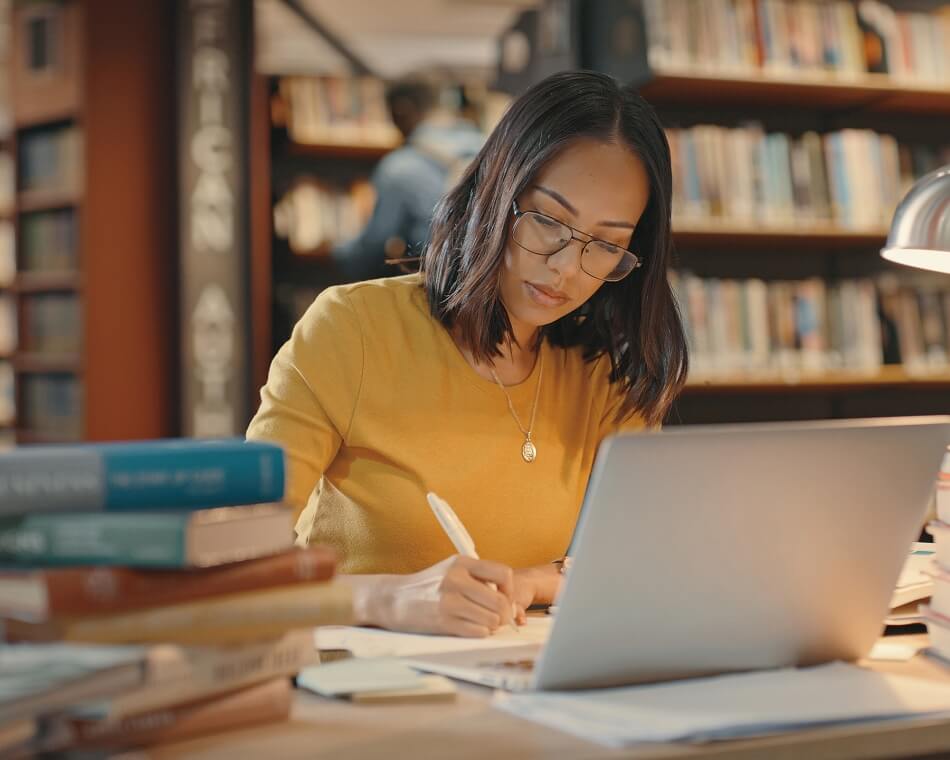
[{"left": 533, "top": 185, "right": 637, "bottom": 229}]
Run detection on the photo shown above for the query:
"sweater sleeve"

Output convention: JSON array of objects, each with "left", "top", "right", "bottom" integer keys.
[{"left": 246, "top": 287, "right": 364, "bottom": 518}]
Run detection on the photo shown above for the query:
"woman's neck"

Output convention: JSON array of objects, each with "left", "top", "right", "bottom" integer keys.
[{"left": 452, "top": 325, "right": 540, "bottom": 386}]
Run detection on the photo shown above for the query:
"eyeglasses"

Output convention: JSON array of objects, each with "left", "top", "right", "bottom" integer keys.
[{"left": 510, "top": 201, "right": 642, "bottom": 282}]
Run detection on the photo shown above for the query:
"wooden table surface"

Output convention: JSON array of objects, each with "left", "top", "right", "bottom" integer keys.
[{"left": 139, "top": 634, "right": 950, "bottom": 760}]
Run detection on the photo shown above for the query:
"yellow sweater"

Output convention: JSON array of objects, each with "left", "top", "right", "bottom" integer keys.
[{"left": 246, "top": 274, "right": 645, "bottom": 574}]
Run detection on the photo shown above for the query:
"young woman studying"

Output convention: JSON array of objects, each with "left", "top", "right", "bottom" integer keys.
[{"left": 246, "top": 71, "right": 688, "bottom": 637}]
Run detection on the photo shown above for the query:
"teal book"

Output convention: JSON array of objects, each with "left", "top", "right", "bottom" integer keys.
[
  {"left": 0, "top": 439, "right": 284, "bottom": 516},
  {"left": 0, "top": 505, "right": 294, "bottom": 568}
]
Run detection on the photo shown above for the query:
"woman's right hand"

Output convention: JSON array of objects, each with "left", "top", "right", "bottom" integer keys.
[{"left": 350, "top": 555, "right": 520, "bottom": 637}]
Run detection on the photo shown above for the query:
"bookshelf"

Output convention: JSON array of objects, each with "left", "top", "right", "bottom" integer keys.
[
  {"left": 494, "top": 0, "right": 950, "bottom": 425},
  {"left": 267, "top": 75, "right": 401, "bottom": 354},
  {"left": 2, "top": 0, "right": 176, "bottom": 445},
  {"left": 636, "top": 70, "right": 950, "bottom": 114}
]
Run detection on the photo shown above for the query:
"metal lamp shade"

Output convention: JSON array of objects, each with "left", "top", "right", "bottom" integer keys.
[{"left": 881, "top": 166, "right": 950, "bottom": 274}]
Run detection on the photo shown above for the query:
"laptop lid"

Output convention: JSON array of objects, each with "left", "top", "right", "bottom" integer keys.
[{"left": 532, "top": 416, "right": 950, "bottom": 690}]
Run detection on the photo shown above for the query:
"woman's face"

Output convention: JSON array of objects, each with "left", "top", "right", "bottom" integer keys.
[{"left": 499, "top": 137, "right": 650, "bottom": 337}]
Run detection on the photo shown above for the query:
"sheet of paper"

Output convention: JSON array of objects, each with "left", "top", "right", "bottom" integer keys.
[
  {"left": 316, "top": 615, "right": 552, "bottom": 658},
  {"left": 868, "top": 641, "right": 921, "bottom": 661},
  {"left": 494, "top": 662, "right": 950, "bottom": 748}
]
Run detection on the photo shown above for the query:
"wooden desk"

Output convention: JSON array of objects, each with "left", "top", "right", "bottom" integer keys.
[{"left": 142, "top": 635, "right": 950, "bottom": 760}]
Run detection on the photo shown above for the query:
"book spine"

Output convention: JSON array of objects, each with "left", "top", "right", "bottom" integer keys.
[
  {"left": 27, "top": 582, "right": 354, "bottom": 645},
  {"left": 0, "top": 441, "right": 284, "bottom": 515},
  {"left": 41, "top": 678, "right": 292, "bottom": 753},
  {"left": 0, "top": 513, "right": 186, "bottom": 568},
  {"left": 37, "top": 546, "right": 337, "bottom": 618},
  {"left": 104, "top": 629, "right": 316, "bottom": 718}
]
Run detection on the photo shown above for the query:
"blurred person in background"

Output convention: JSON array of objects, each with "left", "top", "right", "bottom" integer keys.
[{"left": 331, "top": 76, "right": 485, "bottom": 281}]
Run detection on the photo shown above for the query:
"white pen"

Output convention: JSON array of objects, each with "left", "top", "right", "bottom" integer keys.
[{"left": 426, "top": 491, "right": 519, "bottom": 632}]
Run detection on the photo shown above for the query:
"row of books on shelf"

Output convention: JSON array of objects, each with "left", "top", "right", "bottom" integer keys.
[
  {"left": 278, "top": 75, "right": 402, "bottom": 148},
  {"left": 19, "top": 374, "right": 81, "bottom": 439},
  {"left": 0, "top": 360, "right": 11, "bottom": 424},
  {"left": 274, "top": 179, "right": 375, "bottom": 255},
  {"left": 17, "top": 124, "right": 82, "bottom": 197},
  {"left": 670, "top": 271, "right": 950, "bottom": 378},
  {"left": 0, "top": 439, "right": 353, "bottom": 756},
  {"left": 0, "top": 220, "right": 13, "bottom": 285},
  {"left": 643, "top": 0, "right": 950, "bottom": 84},
  {"left": 20, "top": 208, "right": 77, "bottom": 272},
  {"left": 0, "top": 293, "right": 13, "bottom": 354},
  {"left": 23, "top": 292, "right": 80, "bottom": 355},
  {"left": 0, "top": 151, "right": 12, "bottom": 213},
  {"left": 668, "top": 124, "right": 949, "bottom": 231}
]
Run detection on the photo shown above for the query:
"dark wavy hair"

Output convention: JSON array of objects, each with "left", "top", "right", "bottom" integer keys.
[{"left": 422, "top": 71, "right": 688, "bottom": 427}]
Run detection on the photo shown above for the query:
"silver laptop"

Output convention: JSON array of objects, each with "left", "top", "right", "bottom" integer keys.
[{"left": 409, "top": 416, "right": 950, "bottom": 691}]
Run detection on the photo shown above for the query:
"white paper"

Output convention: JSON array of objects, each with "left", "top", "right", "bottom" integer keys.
[
  {"left": 868, "top": 641, "right": 921, "bottom": 661},
  {"left": 316, "top": 616, "right": 552, "bottom": 658},
  {"left": 494, "top": 662, "right": 950, "bottom": 748}
]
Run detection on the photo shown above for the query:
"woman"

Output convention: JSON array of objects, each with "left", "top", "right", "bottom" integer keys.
[{"left": 247, "top": 70, "right": 688, "bottom": 637}]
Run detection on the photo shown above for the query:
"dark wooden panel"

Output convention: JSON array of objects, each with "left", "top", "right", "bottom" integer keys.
[{"left": 82, "top": 0, "right": 176, "bottom": 440}]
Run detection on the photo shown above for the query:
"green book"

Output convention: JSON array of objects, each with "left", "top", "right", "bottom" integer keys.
[{"left": 0, "top": 505, "right": 292, "bottom": 568}]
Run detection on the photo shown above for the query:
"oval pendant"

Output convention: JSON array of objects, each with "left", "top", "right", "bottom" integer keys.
[{"left": 522, "top": 439, "right": 537, "bottom": 463}]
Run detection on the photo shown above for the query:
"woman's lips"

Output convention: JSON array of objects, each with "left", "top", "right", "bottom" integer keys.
[{"left": 525, "top": 281, "right": 569, "bottom": 307}]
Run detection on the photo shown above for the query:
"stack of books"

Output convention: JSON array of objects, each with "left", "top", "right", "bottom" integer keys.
[
  {"left": 921, "top": 448, "right": 950, "bottom": 660},
  {"left": 0, "top": 438, "right": 352, "bottom": 755}
]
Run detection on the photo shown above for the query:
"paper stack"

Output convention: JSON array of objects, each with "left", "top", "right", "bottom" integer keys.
[{"left": 494, "top": 662, "right": 950, "bottom": 748}]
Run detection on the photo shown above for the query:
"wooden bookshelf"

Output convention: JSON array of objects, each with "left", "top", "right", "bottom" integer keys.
[
  {"left": 287, "top": 140, "right": 397, "bottom": 161},
  {"left": 4, "top": 0, "right": 176, "bottom": 444},
  {"left": 673, "top": 223, "right": 889, "bottom": 249},
  {"left": 14, "top": 271, "right": 81, "bottom": 293},
  {"left": 684, "top": 367, "right": 950, "bottom": 394},
  {"left": 16, "top": 428, "right": 80, "bottom": 444},
  {"left": 13, "top": 353, "right": 81, "bottom": 373},
  {"left": 16, "top": 189, "right": 81, "bottom": 213},
  {"left": 638, "top": 69, "right": 950, "bottom": 115}
]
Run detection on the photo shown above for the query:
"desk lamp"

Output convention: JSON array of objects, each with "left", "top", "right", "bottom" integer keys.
[{"left": 881, "top": 166, "right": 950, "bottom": 273}]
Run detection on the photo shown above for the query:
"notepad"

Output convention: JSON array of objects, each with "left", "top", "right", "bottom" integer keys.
[
  {"left": 296, "top": 658, "right": 456, "bottom": 703},
  {"left": 315, "top": 616, "right": 552, "bottom": 659},
  {"left": 493, "top": 662, "right": 950, "bottom": 748}
]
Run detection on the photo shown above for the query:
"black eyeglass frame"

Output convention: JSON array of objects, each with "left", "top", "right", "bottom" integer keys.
[{"left": 510, "top": 200, "right": 643, "bottom": 282}]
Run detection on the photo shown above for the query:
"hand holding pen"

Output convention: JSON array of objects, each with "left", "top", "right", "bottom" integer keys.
[{"left": 427, "top": 491, "right": 520, "bottom": 632}]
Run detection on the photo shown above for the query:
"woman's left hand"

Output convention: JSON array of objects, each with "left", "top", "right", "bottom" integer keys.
[{"left": 512, "top": 564, "right": 562, "bottom": 623}]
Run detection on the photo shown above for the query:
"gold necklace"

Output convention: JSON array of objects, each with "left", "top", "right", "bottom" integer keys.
[{"left": 489, "top": 350, "right": 544, "bottom": 463}]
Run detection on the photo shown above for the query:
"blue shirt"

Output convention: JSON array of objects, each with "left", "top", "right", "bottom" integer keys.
[{"left": 331, "top": 119, "right": 484, "bottom": 281}]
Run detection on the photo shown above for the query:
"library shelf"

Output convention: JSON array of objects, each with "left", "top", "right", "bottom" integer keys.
[
  {"left": 638, "top": 69, "right": 950, "bottom": 114},
  {"left": 15, "top": 428, "right": 81, "bottom": 445},
  {"left": 285, "top": 140, "right": 397, "bottom": 161},
  {"left": 673, "top": 223, "right": 889, "bottom": 249},
  {"left": 683, "top": 367, "right": 950, "bottom": 394},
  {"left": 16, "top": 189, "right": 81, "bottom": 214},
  {"left": 14, "top": 271, "right": 82, "bottom": 293},
  {"left": 12, "top": 353, "right": 82, "bottom": 374}
]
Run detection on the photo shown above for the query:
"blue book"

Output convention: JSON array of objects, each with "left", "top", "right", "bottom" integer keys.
[{"left": 0, "top": 439, "right": 285, "bottom": 515}]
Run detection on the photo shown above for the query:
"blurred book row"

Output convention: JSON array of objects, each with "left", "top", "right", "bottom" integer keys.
[
  {"left": 18, "top": 374, "right": 82, "bottom": 440},
  {"left": 277, "top": 76, "right": 402, "bottom": 148},
  {"left": 20, "top": 210, "right": 78, "bottom": 273},
  {"left": 671, "top": 271, "right": 950, "bottom": 378},
  {"left": 17, "top": 125, "right": 82, "bottom": 199},
  {"left": 644, "top": 0, "right": 950, "bottom": 84},
  {"left": 0, "top": 439, "right": 351, "bottom": 756},
  {"left": 668, "top": 124, "right": 950, "bottom": 231},
  {"left": 274, "top": 179, "right": 375, "bottom": 255}
]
